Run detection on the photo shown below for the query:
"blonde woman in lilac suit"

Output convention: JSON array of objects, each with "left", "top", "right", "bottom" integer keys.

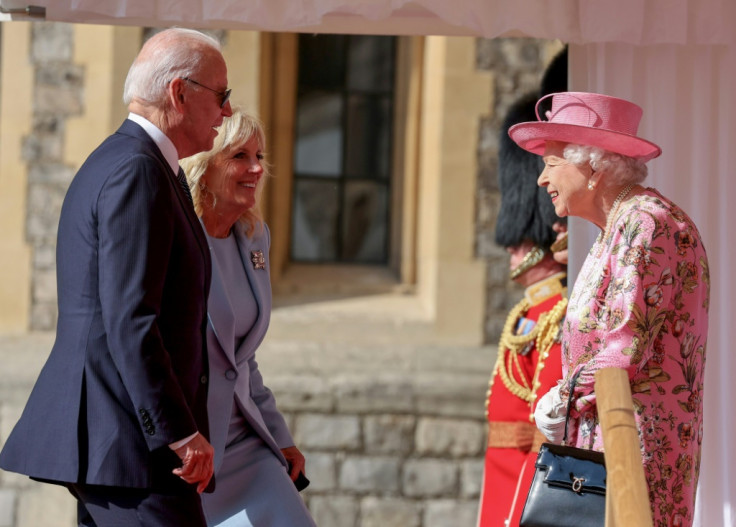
[
  {"left": 182, "top": 109, "right": 315, "bottom": 527},
  {"left": 511, "top": 92, "right": 709, "bottom": 527}
]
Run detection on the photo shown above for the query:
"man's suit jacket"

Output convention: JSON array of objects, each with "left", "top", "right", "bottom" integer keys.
[
  {"left": 0, "top": 120, "right": 212, "bottom": 492},
  {"left": 205, "top": 221, "right": 293, "bottom": 475}
]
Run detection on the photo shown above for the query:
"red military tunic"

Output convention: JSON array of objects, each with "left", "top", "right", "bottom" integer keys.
[{"left": 478, "top": 274, "right": 566, "bottom": 527}]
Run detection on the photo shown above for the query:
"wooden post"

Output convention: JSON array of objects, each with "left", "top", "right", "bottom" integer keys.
[{"left": 595, "top": 367, "right": 653, "bottom": 527}]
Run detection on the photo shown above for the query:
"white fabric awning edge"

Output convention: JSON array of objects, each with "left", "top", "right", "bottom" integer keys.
[{"left": 2, "top": 0, "right": 735, "bottom": 45}]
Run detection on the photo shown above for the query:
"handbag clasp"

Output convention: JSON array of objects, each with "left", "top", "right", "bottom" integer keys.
[{"left": 572, "top": 476, "right": 586, "bottom": 493}]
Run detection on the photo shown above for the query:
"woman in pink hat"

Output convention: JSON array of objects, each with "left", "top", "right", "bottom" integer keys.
[{"left": 510, "top": 92, "right": 709, "bottom": 527}]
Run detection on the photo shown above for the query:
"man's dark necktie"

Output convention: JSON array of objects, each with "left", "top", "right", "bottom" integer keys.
[{"left": 176, "top": 167, "right": 193, "bottom": 205}]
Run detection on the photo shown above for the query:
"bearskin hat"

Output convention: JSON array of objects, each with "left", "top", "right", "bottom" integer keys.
[
  {"left": 538, "top": 46, "right": 568, "bottom": 118},
  {"left": 494, "top": 47, "right": 567, "bottom": 249}
]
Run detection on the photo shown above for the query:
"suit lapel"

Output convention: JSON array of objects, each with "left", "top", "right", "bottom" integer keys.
[
  {"left": 170, "top": 168, "right": 211, "bottom": 273},
  {"left": 115, "top": 120, "right": 211, "bottom": 279},
  {"left": 233, "top": 223, "right": 271, "bottom": 359},
  {"left": 202, "top": 221, "right": 271, "bottom": 366},
  {"left": 203, "top": 222, "right": 238, "bottom": 367}
]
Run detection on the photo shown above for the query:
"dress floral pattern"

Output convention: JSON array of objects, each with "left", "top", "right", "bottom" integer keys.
[{"left": 562, "top": 188, "right": 709, "bottom": 527}]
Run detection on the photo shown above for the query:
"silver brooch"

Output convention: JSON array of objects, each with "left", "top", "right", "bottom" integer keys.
[{"left": 251, "top": 250, "right": 266, "bottom": 270}]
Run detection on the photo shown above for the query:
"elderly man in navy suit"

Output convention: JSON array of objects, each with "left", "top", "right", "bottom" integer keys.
[{"left": 0, "top": 28, "right": 233, "bottom": 526}]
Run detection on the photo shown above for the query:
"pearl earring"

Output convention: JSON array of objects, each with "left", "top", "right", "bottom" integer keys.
[{"left": 588, "top": 181, "right": 595, "bottom": 190}]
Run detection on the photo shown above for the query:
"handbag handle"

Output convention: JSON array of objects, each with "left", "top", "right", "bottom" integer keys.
[{"left": 562, "top": 367, "right": 584, "bottom": 446}]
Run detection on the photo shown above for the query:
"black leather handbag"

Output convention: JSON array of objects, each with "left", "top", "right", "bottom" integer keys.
[{"left": 519, "top": 370, "right": 607, "bottom": 527}]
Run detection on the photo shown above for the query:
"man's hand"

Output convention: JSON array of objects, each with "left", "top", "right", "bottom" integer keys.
[
  {"left": 172, "top": 432, "right": 214, "bottom": 493},
  {"left": 281, "top": 445, "right": 306, "bottom": 481}
]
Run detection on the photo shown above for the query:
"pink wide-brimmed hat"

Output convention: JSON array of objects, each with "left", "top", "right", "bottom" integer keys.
[{"left": 508, "top": 92, "right": 662, "bottom": 162}]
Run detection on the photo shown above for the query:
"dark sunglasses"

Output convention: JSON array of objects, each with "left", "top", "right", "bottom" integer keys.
[{"left": 180, "top": 77, "right": 231, "bottom": 108}]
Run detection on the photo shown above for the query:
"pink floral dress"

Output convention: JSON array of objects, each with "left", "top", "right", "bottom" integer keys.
[{"left": 562, "top": 188, "right": 709, "bottom": 527}]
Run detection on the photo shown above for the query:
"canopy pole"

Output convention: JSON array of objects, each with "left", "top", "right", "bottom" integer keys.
[
  {"left": 0, "top": 4, "right": 45, "bottom": 17},
  {"left": 595, "top": 367, "right": 653, "bottom": 527}
]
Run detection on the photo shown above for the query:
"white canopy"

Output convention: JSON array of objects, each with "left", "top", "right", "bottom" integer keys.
[
  {"left": 1, "top": 0, "right": 735, "bottom": 45},
  {"left": 2, "top": 1, "right": 735, "bottom": 526}
]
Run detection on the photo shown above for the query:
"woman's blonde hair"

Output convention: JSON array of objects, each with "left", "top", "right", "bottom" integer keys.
[{"left": 181, "top": 107, "right": 269, "bottom": 238}]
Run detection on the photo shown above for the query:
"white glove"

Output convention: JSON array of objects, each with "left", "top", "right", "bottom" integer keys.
[{"left": 534, "top": 382, "right": 567, "bottom": 444}]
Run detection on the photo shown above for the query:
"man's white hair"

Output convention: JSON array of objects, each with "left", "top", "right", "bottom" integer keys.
[{"left": 123, "top": 28, "right": 222, "bottom": 107}]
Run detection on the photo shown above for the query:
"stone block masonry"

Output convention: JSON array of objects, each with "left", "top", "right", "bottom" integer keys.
[
  {"left": 264, "top": 369, "right": 488, "bottom": 525},
  {"left": 245, "top": 296, "right": 493, "bottom": 526}
]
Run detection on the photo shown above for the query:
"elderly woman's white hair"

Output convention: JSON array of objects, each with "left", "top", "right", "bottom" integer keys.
[
  {"left": 123, "top": 28, "right": 222, "bottom": 107},
  {"left": 181, "top": 107, "right": 269, "bottom": 238},
  {"left": 562, "top": 144, "right": 648, "bottom": 187}
]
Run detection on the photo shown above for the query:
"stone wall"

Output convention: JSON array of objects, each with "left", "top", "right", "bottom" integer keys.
[
  {"left": 271, "top": 374, "right": 487, "bottom": 526},
  {"left": 24, "top": 22, "right": 82, "bottom": 330}
]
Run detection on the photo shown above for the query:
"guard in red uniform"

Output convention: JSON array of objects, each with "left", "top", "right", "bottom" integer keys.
[{"left": 477, "top": 87, "right": 568, "bottom": 527}]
